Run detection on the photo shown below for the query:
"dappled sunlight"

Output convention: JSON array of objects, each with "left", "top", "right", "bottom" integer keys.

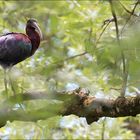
[{"left": 0, "top": 0, "right": 139, "bottom": 139}]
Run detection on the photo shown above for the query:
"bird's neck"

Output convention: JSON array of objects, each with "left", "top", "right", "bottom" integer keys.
[{"left": 26, "top": 30, "right": 40, "bottom": 55}]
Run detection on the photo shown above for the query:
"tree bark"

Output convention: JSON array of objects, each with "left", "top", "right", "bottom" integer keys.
[{"left": 0, "top": 88, "right": 140, "bottom": 126}]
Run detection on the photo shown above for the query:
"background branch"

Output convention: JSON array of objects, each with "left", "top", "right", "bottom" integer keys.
[
  {"left": 52, "top": 17, "right": 114, "bottom": 66},
  {"left": 120, "top": 0, "right": 139, "bottom": 35},
  {"left": 118, "top": 1, "right": 139, "bottom": 17},
  {"left": 109, "top": 0, "right": 128, "bottom": 97}
]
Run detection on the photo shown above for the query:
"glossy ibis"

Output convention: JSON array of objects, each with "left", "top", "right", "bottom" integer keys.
[{"left": 0, "top": 19, "right": 42, "bottom": 95}]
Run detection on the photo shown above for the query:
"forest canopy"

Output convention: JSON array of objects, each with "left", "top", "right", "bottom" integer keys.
[{"left": 0, "top": 0, "right": 140, "bottom": 139}]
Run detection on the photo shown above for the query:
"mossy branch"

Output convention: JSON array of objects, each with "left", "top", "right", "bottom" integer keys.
[{"left": 0, "top": 88, "right": 140, "bottom": 126}]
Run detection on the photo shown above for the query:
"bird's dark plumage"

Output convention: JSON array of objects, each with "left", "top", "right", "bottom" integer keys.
[
  {"left": 0, "top": 33, "right": 32, "bottom": 68},
  {"left": 0, "top": 19, "right": 42, "bottom": 69}
]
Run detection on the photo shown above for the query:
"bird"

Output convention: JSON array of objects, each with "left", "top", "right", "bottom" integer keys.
[{"left": 0, "top": 18, "right": 42, "bottom": 96}]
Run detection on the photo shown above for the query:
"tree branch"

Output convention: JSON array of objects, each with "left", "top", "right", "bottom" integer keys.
[
  {"left": 120, "top": 0, "right": 139, "bottom": 35},
  {"left": 109, "top": 0, "right": 128, "bottom": 97},
  {"left": 118, "top": 1, "right": 139, "bottom": 17},
  {"left": 52, "top": 17, "right": 114, "bottom": 65},
  {"left": 0, "top": 88, "right": 140, "bottom": 126},
  {"left": 95, "top": 18, "right": 114, "bottom": 46}
]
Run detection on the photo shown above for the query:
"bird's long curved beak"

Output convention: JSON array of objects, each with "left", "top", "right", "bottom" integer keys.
[{"left": 32, "top": 22, "right": 43, "bottom": 40}]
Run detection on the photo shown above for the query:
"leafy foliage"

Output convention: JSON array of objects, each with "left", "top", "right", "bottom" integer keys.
[
  {"left": 0, "top": 0, "right": 139, "bottom": 139},
  {"left": 0, "top": 116, "right": 135, "bottom": 139}
]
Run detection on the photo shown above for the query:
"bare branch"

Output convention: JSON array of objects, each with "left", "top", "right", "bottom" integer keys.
[
  {"left": 53, "top": 51, "right": 88, "bottom": 65},
  {"left": 119, "top": 1, "right": 139, "bottom": 17},
  {"left": 52, "top": 17, "right": 114, "bottom": 65},
  {"left": 120, "top": 0, "right": 139, "bottom": 35},
  {"left": 95, "top": 18, "right": 113, "bottom": 46}
]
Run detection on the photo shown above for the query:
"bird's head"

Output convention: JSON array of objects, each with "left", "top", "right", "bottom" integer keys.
[{"left": 26, "top": 18, "right": 42, "bottom": 40}]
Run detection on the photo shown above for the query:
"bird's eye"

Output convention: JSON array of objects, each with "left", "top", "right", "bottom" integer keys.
[{"left": 30, "top": 26, "right": 35, "bottom": 30}]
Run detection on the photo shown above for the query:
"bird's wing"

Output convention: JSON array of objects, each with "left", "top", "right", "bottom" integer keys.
[{"left": 0, "top": 33, "right": 32, "bottom": 65}]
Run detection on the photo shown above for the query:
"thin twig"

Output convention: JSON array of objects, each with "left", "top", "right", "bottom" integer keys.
[
  {"left": 127, "top": 80, "right": 140, "bottom": 87},
  {"left": 110, "top": 87, "right": 121, "bottom": 91},
  {"left": 131, "top": 1, "right": 139, "bottom": 15},
  {"left": 52, "top": 17, "right": 114, "bottom": 65},
  {"left": 120, "top": 0, "right": 139, "bottom": 36},
  {"left": 119, "top": 1, "right": 138, "bottom": 17},
  {"left": 95, "top": 19, "right": 113, "bottom": 46},
  {"left": 53, "top": 51, "right": 87, "bottom": 64},
  {"left": 62, "top": 51, "right": 88, "bottom": 62}
]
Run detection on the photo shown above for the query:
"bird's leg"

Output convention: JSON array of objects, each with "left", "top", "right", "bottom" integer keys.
[
  {"left": 8, "top": 68, "right": 25, "bottom": 110},
  {"left": 8, "top": 68, "right": 16, "bottom": 96},
  {"left": 7, "top": 68, "right": 25, "bottom": 111},
  {"left": 4, "top": 69, "right": 8, "bottom": 97}
]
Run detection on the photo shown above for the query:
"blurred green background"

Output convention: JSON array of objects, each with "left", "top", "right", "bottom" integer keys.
[{"left": 0, "top": 0, "right": 140, "bottom": 139}]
